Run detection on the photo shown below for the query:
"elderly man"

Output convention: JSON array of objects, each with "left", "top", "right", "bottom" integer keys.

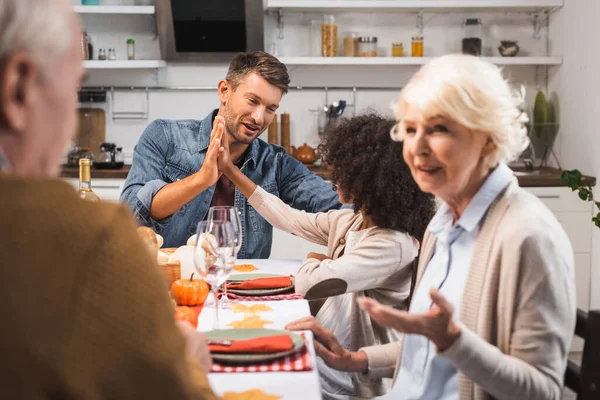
[
  {"left": 0, "top": 1, "right": 216, "bottom": 398},
  {"left": 120, "top": 51, "right": 341, "bottom": 255}
]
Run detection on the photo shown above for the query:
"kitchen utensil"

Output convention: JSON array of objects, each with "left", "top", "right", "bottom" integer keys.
[
  {"left": 268, "top": 117, "right": 278, "bottom": 144},
  {"left": 94, "top": 142, "right": 124, "bottom": 170},
  {"left": 498, "top": 40, "right": 520, "bottom": 57},
  {"left": 76, "top": 108, "right": 106, "bottom": 162},
  {"left": 66, "top": 145, "right": 95, "bottom": 167},
  {"left": 204, "top": 329, "right": 305, "bottom": 363},
  {"left": 280, "top": 113, "right": 291, "bottom": 154},
  {"left": 291, "top": 143, "right": 317, "bottom": 165}
]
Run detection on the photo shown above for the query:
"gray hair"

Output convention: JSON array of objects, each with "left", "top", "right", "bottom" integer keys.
[{"left": 0, "top": 0, "right": 73, "bottom": 79}]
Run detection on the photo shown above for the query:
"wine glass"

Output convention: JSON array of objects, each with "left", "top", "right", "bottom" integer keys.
[
  {"left": 207, "top": 206, "right": 243, "bottom": 307},
  {"left": 193, "top": 220, "right": 235, "bottom": 329}
]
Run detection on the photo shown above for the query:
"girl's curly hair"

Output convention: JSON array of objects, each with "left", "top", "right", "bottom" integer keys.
[{"left": 319, "top": 113, "right": 436, "bottom": 241}]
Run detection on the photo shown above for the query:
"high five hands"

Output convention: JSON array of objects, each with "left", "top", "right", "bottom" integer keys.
[{"left": 198, "top": 116, "right": 236, "bottom": 186}]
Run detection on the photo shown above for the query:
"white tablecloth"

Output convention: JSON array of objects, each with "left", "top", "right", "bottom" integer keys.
[{"left": 198, "top": 259, "right": 323, "bottom": 400}]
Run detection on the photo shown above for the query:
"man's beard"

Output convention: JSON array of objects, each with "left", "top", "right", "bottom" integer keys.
[{"left": 223, "top": 108, "right": 263, "bottom": 145}]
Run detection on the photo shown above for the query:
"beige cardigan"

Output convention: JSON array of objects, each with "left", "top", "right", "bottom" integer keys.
[{"left": 361, "top": 179, "right": 576, "bottom": 400}]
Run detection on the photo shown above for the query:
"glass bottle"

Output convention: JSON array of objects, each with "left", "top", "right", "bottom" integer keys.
[
  {"left": 78, "top": 158, "right": 100, "bottom": 202},
  {"left": 108, "top": 48, "right": 116, "bottom": 61},
  {"left": 127, "top": 39, "right": 135, "bottom": 60},
  {"left": 80, "top": 30, "right": 89, "bottom": 61},
  {"left": 98, "top": 48, "right": 106, "bottom": 61},
  {"left": 462, "top": 18, "right": 483, "bottom": 56},
  {"left": 86, "top": 32, "right": 93, "bottom": 60}
]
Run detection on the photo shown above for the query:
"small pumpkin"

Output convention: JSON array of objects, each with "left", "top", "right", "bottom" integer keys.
[
  {"left": 174, "top": 306, "right": 198, "bottom": 328},
  {"left": 171, "top": 273, "right": 210, "bottom": 306}
]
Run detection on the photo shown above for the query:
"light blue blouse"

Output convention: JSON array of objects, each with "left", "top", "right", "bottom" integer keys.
[{"left": 387, "top": 163, "right": 513, "bottom": 400}]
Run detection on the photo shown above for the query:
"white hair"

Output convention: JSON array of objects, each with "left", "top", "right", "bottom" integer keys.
[
  {"left": 391, "top": 54, "right": 530, "bottom": 166},
  {"left": 0, "top": 0, "right": 73, "bottom": 78}
]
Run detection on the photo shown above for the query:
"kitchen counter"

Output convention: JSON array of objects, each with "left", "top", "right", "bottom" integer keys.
[
  {"left": 306, "top": 165, "right": 597, "bottom": 187},
  {"left": 60, "top": 164, "right": 131, "bottom": 179},
  {"left": 59, "top": 164, "right": 596, "bottom": 187}
]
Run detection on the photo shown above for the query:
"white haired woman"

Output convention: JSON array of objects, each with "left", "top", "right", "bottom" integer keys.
[{"left": 286, "top": 54, "right": 576, "bottom": 400}]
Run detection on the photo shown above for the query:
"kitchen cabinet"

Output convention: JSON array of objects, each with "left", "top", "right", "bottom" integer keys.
[{"left": 524, "top": 187, "right": 593, "bottom": 312}]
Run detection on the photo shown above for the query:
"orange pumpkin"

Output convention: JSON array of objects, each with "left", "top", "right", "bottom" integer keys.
[
  {"left": 174, "top": 306, "right": 198, "bottom": 328},
  {"left": 171, "top": 273, "right": 210, "bottom": 306}
]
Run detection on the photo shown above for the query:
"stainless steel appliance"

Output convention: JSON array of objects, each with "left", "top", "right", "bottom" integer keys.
[{"left": 155, "top": 0, "right": 264, "bottom": 62}]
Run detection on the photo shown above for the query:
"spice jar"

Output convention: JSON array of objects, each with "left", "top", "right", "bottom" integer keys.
[
  {"left": 411, "top": 36, "right": 424, "bottom": 57},
  {"left": 343, "top": 32, "right": 359, "bottom": 57},
  {"left": 321, "top": 15, "right": 338, "bottom": 57},
  {"left": 108, "top": 48, "right": 116, "bottom": 61},
  {"left": 98, "top": 48, "right": 106, "bottom": 61},
  {"left": 127, "top": 38, "right": 135, "bottom": 60},
  {"left": 358, "top": 37, "right": 377, "bottom": 57},
  {"left": 391, "top": 42, "right": 404, "bottom": 57}
]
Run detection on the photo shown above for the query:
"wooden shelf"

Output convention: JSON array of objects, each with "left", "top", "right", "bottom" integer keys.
[
  {"left": 278, "top": 56, "right": 562, "bottom": 66},
  {"left": 266, "top": 0, "right": 563, "bottom": 12},
  {"left": 73, "top": 5, "right": 155, "bottom": 15},
  {"left": 83, "top": 60, "right": 166, "bottom": 69}
]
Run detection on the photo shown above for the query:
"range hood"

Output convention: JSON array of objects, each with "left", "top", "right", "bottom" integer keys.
[{"left": 155, "top": 0, "right": 264, "bottom": 62}]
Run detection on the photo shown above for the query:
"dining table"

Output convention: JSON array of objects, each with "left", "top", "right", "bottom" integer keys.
[{"left": 196, "top": 258, "right": 323, "bottom": 400}]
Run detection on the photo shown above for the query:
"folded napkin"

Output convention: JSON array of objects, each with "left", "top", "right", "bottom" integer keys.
[
  {"left": 226, "top": 276, "right": 293, "bottom": 290},
  {"left": 208, "top": 334, "right": 294, "bottom": 354}
]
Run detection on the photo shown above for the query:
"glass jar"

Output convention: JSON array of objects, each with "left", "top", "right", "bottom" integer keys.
[
  {"left": 98, "top": 48, "right": 106, "bottom": 61},
  {"left": 391, "top": 42, "right": 404, "bottom": 57},
  {"left": 462, "top": 18, "right": 483, "bottom": 56},
  {"left": 411, "top": 36, "right": 424, "bottom": 57},
  {"left": 358, "top": 36, "right": 377, "bottom": 57},
  {"left": 321, "top": 15, "right": 338, "bottom": 57},
  {"left": 343, "top": 32, "right": 359, "bottom": 57},
  {"left": 127, "top": 38, "right": 135, "bottom": 60},
  {"left": 310, "top": 20, "right": 322, "bottom": 57},
  {"left": 108, "top": 48, "right": 116, "bottom": 60}
]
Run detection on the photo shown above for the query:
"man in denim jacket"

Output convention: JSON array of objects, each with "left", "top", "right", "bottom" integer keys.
[{"left": 121, "top": 52, "right": 341, "bottom": 258}]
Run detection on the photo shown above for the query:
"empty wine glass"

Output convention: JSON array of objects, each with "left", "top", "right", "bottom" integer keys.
[
  {"left": 193, "top": 220, "right": 235, "bottom": 329},
  {"left": 207, "top": 206, "right": 243, "bottom": 307}
]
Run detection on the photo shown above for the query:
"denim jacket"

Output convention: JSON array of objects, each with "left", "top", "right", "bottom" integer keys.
[{"left": 120, "top": 110, "right": 341, "bottom": 259}]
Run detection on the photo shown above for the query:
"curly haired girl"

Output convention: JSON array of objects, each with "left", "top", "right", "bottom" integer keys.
[{"left": 219, "top": 113, "right": 436, "bottom": 399}]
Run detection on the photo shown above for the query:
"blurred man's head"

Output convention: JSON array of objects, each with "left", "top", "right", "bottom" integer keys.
[{"left": 0, "top": 0, "right": 85, "bottom": 177}]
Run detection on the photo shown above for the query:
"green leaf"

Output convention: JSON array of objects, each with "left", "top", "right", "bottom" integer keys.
[
  {"left": 593, "top": 214, "right": 600, "bottom": 228},
  {"left": 561, "top": 169, "right": 583, "bottom": 189},
  {"left": 579, "top": 190, "right": 589, "bottom": 201}
]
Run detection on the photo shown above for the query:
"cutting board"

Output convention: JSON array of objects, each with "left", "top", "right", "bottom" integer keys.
[{"left": 77, "top": 108, "right": 105, "bottom": 157}]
